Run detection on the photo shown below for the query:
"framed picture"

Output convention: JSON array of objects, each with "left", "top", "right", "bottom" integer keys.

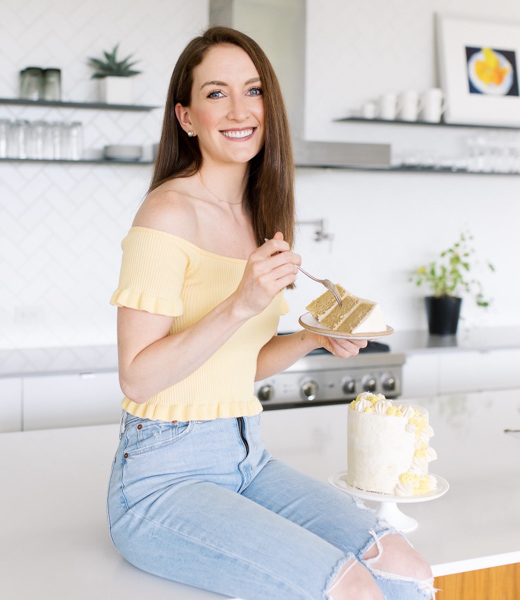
[{"left": 436, "top": 15, "right": 520, "bottom": 126}]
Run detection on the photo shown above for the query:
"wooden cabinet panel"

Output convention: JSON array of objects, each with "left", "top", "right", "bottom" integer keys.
[
  {"left": 23, "top": 371, "right": 123, "bottom": 430},
  {"left": 434, "top": 562, "right": 520, "bottom": 600},
  {"left": 0, "top": 377, "right": 22, "bottom": 432}
]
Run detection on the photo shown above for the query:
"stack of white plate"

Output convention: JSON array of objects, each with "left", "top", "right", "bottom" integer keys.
[{"left": 103, "top": 145, "right": 143, "bottom": 162}]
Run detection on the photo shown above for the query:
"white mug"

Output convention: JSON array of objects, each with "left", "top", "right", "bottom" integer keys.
[
  {"left": 397, "top": 90, "right": 423, "bottom": 122},
  {"left": 379, "top": 93, "right": 398, "bottom": 120},
  {"left": 421, "top": 88, "right": 448, "bottom": 123},
  {"left": 362, "top": 101, "right": 379, "bottom": 119}
]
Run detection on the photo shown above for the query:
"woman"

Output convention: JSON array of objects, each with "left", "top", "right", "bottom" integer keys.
[{"left": 107, "top": 26, "right": 435, "bottom": 600}]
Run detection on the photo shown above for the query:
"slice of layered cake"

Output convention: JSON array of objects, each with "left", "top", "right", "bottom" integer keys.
[{"left": 306, "top": 286, "right": 386, "bottom": 334}]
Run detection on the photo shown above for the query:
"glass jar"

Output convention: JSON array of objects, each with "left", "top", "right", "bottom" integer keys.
[
  {"left": 43, "top": 68, "right": 62, "bottom": 101},
  {"left": 20, "top": 67, "right": 44, "bottom": 100}
]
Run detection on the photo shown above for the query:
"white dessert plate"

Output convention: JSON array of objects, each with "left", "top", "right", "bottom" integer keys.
[
  {"left": 299, "top": 312, "right": 394, "bottom": 340},
  {"left": 328, "top": 470, "right": 449, "bottom": 503}
]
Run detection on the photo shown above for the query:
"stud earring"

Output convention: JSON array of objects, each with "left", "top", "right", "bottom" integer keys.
[{"left": 187, "top": 130, "right": 195, "bottom": 137}]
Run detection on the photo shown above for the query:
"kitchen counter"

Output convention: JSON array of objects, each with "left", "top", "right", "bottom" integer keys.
[
  {"left": 390, "top": 326, "right": 520, "bottom": 355},
  {"left": 1, "top": 326, "right": 519, "bottom": 378},
  {"left": 1, "top": 389, "right": 519, "bottom": 599}
]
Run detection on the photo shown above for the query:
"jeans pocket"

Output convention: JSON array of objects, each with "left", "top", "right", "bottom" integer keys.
[{"left": 125, "top": 419, "right": 194, "bottom": 457}]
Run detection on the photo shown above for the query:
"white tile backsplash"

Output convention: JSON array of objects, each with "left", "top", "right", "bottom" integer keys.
[
  {"left": 1, "top": 0, "right": 519, "bottom": 350},
  {"left": 0, "top": 0, "right": 209, "bottom": 349}
]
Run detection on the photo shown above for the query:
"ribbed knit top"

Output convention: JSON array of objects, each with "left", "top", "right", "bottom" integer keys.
[{"left": 110, "top": 227, "right": 289, "bottom": 421}]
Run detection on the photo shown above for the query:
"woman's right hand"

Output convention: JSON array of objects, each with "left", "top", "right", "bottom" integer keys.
[{"left": 231, "top": 232, "right": 300, "bottom": 320}]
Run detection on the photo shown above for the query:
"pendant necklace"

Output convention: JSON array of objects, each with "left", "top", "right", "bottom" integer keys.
[{"left": 199, "top": 173, "right": 243, "bottom": 206}]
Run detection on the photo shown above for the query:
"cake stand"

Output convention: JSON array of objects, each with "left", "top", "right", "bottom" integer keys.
[{"left": 328, "top": 470, "right": 449, "bottom": 533}]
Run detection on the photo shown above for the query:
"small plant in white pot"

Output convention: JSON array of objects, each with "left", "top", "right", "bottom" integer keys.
[
  {"left": 410, "top": 231, "right": 494, "bottom": 335},
  {"left": 88, "top": 44, "right": 141, "bottom": 104}
]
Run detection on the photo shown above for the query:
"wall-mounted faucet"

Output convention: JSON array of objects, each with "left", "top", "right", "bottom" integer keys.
[{"left": 296, "top": 219, "right": 334, "bottom": 242}]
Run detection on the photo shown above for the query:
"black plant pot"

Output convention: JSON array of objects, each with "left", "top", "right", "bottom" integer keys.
[{"left": 424, "top": 296, "right": 462, "bottom": 336}]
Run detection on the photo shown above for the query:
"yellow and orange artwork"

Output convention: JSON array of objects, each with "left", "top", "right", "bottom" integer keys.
[{"left": 475, "top": 47, "right": 509, "bottom": 86}]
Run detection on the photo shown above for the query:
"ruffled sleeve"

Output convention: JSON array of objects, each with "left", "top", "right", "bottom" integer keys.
[{"left": 110, "top": 227, "right": 189, "bottom": 317}]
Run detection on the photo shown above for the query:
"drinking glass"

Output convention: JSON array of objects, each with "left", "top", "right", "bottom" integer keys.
[
  {"left": 7, "top": 120, "right": 30, "bottom": 158},
  {"left": 0, "top": 119, "right": 9, "bottom": 158},
  {"left": 69, "top": 121, "right": 84, "bottom": 160},
  {"left": 42, "top": 122, "right": 54, "bottom": 160},
  {"left": 27, "top": 121, "right": 46, "bottom": 159},
  {"left": 50, "top": 121, "right": 64, "bottom": 159}
]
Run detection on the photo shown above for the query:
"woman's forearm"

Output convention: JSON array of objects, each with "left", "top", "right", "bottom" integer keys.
[
  {"left": 120, "top": 295, "right": 250, "bottom": 403},
  {"left": 254, "top": 331, "right": 321, "bottom": 381}
]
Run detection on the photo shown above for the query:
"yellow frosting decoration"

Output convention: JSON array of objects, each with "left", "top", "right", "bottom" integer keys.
[
  {"left": 399, "top": 473, "right": 416, "bottom": 485},
  {"left": 399, "top": 472, "right": 433, "bottom": 495}
]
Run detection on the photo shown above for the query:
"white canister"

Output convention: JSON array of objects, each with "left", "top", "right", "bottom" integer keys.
[
  {"left": 379, "top": 93, "right": 398, "bottom": 120},
  {"left": 421, "top": 88, "right": 448, "bottom": 123},
  {"left": 397, "top": 90, "right": 423, "bottom": 122},
  {"left": 361, "top": 101, "right": 379, "bottom": 119}
]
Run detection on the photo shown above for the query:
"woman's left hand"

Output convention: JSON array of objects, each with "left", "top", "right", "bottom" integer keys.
[{"left": 312, "top": 333, "right": 368, "bottom": 358}]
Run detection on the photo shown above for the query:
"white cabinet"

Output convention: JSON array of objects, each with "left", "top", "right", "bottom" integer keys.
[
  {"left": 402, "top": 355, "right": 440, "bottom": 398},
  {"left": 0, "top": 377, "right": 22, "bottom": 432},
  {"left": 401, "top": 349, "right": 520, "bottom": 398},
  {"left": 23, "top": 371, "right": 122, "bottom": 431},
  {"left": 439, "top": 349, "right": 520, "bottom": 394}
]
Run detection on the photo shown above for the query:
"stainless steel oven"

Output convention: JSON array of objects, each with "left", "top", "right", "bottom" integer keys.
[{"left": 254, "top": 340, "right": 405, "bottom": 410}]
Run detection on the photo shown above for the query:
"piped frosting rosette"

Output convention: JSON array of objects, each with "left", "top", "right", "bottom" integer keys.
[{"left": 349, "top": 393, "right": 438, "bottom": 496}]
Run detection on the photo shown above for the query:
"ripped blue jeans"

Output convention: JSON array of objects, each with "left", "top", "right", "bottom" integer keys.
[{"left": 107, "top": 412, "right": 433, "bottom": 599}]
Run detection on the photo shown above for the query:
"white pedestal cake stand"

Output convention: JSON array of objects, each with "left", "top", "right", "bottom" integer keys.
[{"left": 329, "top": 471, "right": 449, "bottom": 533}]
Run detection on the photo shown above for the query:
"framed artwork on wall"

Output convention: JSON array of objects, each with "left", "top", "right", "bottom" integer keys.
[{"left": 436, "top": 15, "right": 520, "bottom": 126}]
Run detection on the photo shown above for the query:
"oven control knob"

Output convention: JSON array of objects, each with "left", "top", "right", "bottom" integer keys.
[
  {"left": 301, "top": 380, "right": 319, "bottom": 401},
  {"left": 257, "top": 385, "right": 274, "bottom": 402},
  {"left": 363, "top": 377, "right": 377, "bottom": 393},
  {"left": 342, "top": 377, "right": 356, "bottom": 395},
  {"left": 382, "top": 375, "right": 396, "bottom": 392}
]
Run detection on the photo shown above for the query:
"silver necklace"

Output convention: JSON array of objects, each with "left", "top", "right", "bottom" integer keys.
[{"left": 199, "top": 174, "right": 243, "bottom": 206}]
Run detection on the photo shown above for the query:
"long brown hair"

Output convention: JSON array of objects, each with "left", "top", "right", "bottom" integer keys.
[{"left": 150, "top": 26, "right": 295, "bottom": 249}]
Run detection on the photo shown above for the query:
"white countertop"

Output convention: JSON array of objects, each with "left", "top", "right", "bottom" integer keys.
[
  {"left": 2, "top": 326, "right": 519, "bottom": 378},
  {"left": 1, "top": 389, "right": 519, "bottom": 599},
  {"left": 389, "top": 326, "right": 520, "bottom": 355}
]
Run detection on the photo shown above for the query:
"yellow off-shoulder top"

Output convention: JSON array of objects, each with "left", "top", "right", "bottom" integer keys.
[{"left": 110, "top": 227, "right": 289, "bottom": 422}]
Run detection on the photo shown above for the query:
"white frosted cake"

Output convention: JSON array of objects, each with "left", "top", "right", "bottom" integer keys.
[
  {"left": 306, "top": 286, "right": 386, "bottom": 334},
  {"left": 347, "top": 393, "right": 437, "bottom": 496}
]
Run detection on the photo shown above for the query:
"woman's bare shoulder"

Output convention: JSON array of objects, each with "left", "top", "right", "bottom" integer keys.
[{"left": 132, "top": 181, "right": 197, "bottom": 241}]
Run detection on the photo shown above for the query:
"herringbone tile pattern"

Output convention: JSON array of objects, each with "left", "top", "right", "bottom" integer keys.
[{"left": 0, "top": 0, "right": 208, "bottom": 349}]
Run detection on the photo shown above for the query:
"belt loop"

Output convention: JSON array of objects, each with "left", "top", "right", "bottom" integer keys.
[{"left": 119, "top": 410, "right": 126, "bottom": 439}]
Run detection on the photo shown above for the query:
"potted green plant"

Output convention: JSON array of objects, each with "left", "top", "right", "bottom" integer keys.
[
  {"left": 410, "top": 232, "right": 494, "bottom": 335},
  {"left": 88, "top": 44, "right": 141, "bottom": 104}
]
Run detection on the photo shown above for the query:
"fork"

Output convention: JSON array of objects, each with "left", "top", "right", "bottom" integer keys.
[
  {"left": 297, "top": 265, "right": 343, "bottom": 307},
  {"left": 264, "top": 239, "right": 343, "bottom": 307}
]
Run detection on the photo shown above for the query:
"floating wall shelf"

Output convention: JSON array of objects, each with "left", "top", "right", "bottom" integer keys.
[
  {"left": 296, "top": 164, "right": 520, "bottom": 175},
  {"left": 0, "top": 158, "right": 154, "bottom": 165},
  {"left": 0, "top": 98, "right": 159, "bottom": 111},
  {"left": 335, "top": 117, "right": 520, "bottom": 131}
]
